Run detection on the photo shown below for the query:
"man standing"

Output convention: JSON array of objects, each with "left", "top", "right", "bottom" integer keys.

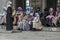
[{"left": 6, "top": 1, "right": 13, "bottom": 31}]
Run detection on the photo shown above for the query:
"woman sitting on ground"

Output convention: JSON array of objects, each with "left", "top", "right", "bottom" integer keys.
[
  {"left": 16, "top": 7, "right": 23, "bottom": 25},
  {"left": 46, "top": 8, "right": 54, "bottom": 27},
  {"left": 32, "top": 12, "right": 42, "bottom": 31}
]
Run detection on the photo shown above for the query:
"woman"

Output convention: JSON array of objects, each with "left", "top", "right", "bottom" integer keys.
[
  {"left": 6, "top": 1, "right": 13, "bottom": 31},
  {"left": 16, "top": 7, "right": 23, "bottom": 25},
  {"left": 32, "top": 12, "right": 42, "bottom": 31},
  {"left": 46, "top": 8, "right": 54, "bottom": 27},
  {"left": 2, "top": 7, "right": 7, "bottom": 24}
]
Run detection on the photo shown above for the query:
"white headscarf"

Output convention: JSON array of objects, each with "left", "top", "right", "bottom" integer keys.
[
  {"left": 35, "top": 13, "right": 39, "bottom": 17},
  {"left": 7, "top": 5, "right": 11, "bottom": 8},
  {"left": 7, "top": 1, "right": 12, "bottom": 8},
  {"left": 7, "top": 1, "right": 12, "bottom": 5},
  {"left": 49, "top": 8, "right": 54, "bottom": 12}
]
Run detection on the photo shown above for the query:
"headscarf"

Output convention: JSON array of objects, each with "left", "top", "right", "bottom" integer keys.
[
  {"left": 18, "top": 7, "right": 23, "bottom": 12},
  {"left": 49, "top": 8, "right": 54, "bottom": 13},
  {"left": 7, "top": 1, "right": 12, "bottom": 5},
  {"left": 26, "top": 8, "right": 30, "bottom": 14},
  {"left": 7, "top": 1, "right": 12, "bottom": 8},
  {"left": 35, "top": 13, "right": 39, "bottom": 17}
]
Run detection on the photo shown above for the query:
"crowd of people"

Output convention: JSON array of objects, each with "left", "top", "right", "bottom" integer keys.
[
  {"left": 13, "top": 7, "right": 43, "bottom": 31},
  {"left": 0, "top": 1, "right": 60, "bottom": 31},
  {"left": 43, "top": 7, "right": 60, "bottom": 27}
]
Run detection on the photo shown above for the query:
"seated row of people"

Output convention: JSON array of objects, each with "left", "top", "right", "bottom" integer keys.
[
  {"left": 11, "top": 7, "right": 43, "bottom": 31},
  {"left": 1, "top": 6, "right": 60, "bottom": 28},
  {"left": 16, "top": 7, "right": 42, "bottom": 31},
  {"left": 42, "top": 7, "right": 60, "bottom": 27}
]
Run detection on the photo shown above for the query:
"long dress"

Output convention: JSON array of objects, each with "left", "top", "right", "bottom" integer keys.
[
  {"left": 23, "top": 21, "right": 30, "bottom": 31},
  {"left": 18, "top": 19, "right": 30, "bottom": 31},
  {"left": 6, "top": 7, "right": 13, "bottom": 31}
]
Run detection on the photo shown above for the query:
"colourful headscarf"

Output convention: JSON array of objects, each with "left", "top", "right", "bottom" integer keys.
[
  {"left": 26, "top": 8, "right": 30, "bottom": 14},
  {"left": 18, "top": 7, "right": 23, "bottom": 12}
]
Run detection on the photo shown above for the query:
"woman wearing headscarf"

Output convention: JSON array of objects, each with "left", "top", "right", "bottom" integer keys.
[
  {"left": 16, "top": 7, "right": 23, "bottom": 25},
  {"left": 46, "top": 8, "right": 54, "bottom": 27},
  {"left": 6, "top": 1, "right": 13, "bottom": 31},
  {"left": 32, "top": 12, "right": 42, "bottom": 31}
]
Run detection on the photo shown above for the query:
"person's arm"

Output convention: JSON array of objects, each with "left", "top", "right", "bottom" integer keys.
[{"left": 12, "top": 10, "right": 16, "bottom": 17}]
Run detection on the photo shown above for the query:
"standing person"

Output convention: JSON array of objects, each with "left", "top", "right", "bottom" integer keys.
[{"left": 6, "top": 1, "right": 13, "bottom": 31}]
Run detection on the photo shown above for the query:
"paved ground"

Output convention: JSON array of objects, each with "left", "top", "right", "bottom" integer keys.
[
  {"left": 0, "top": 25, "right": 60, "bottom": 40},
  {"left": 0, "top": 31, "right": 60, "bottom": 40}
]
